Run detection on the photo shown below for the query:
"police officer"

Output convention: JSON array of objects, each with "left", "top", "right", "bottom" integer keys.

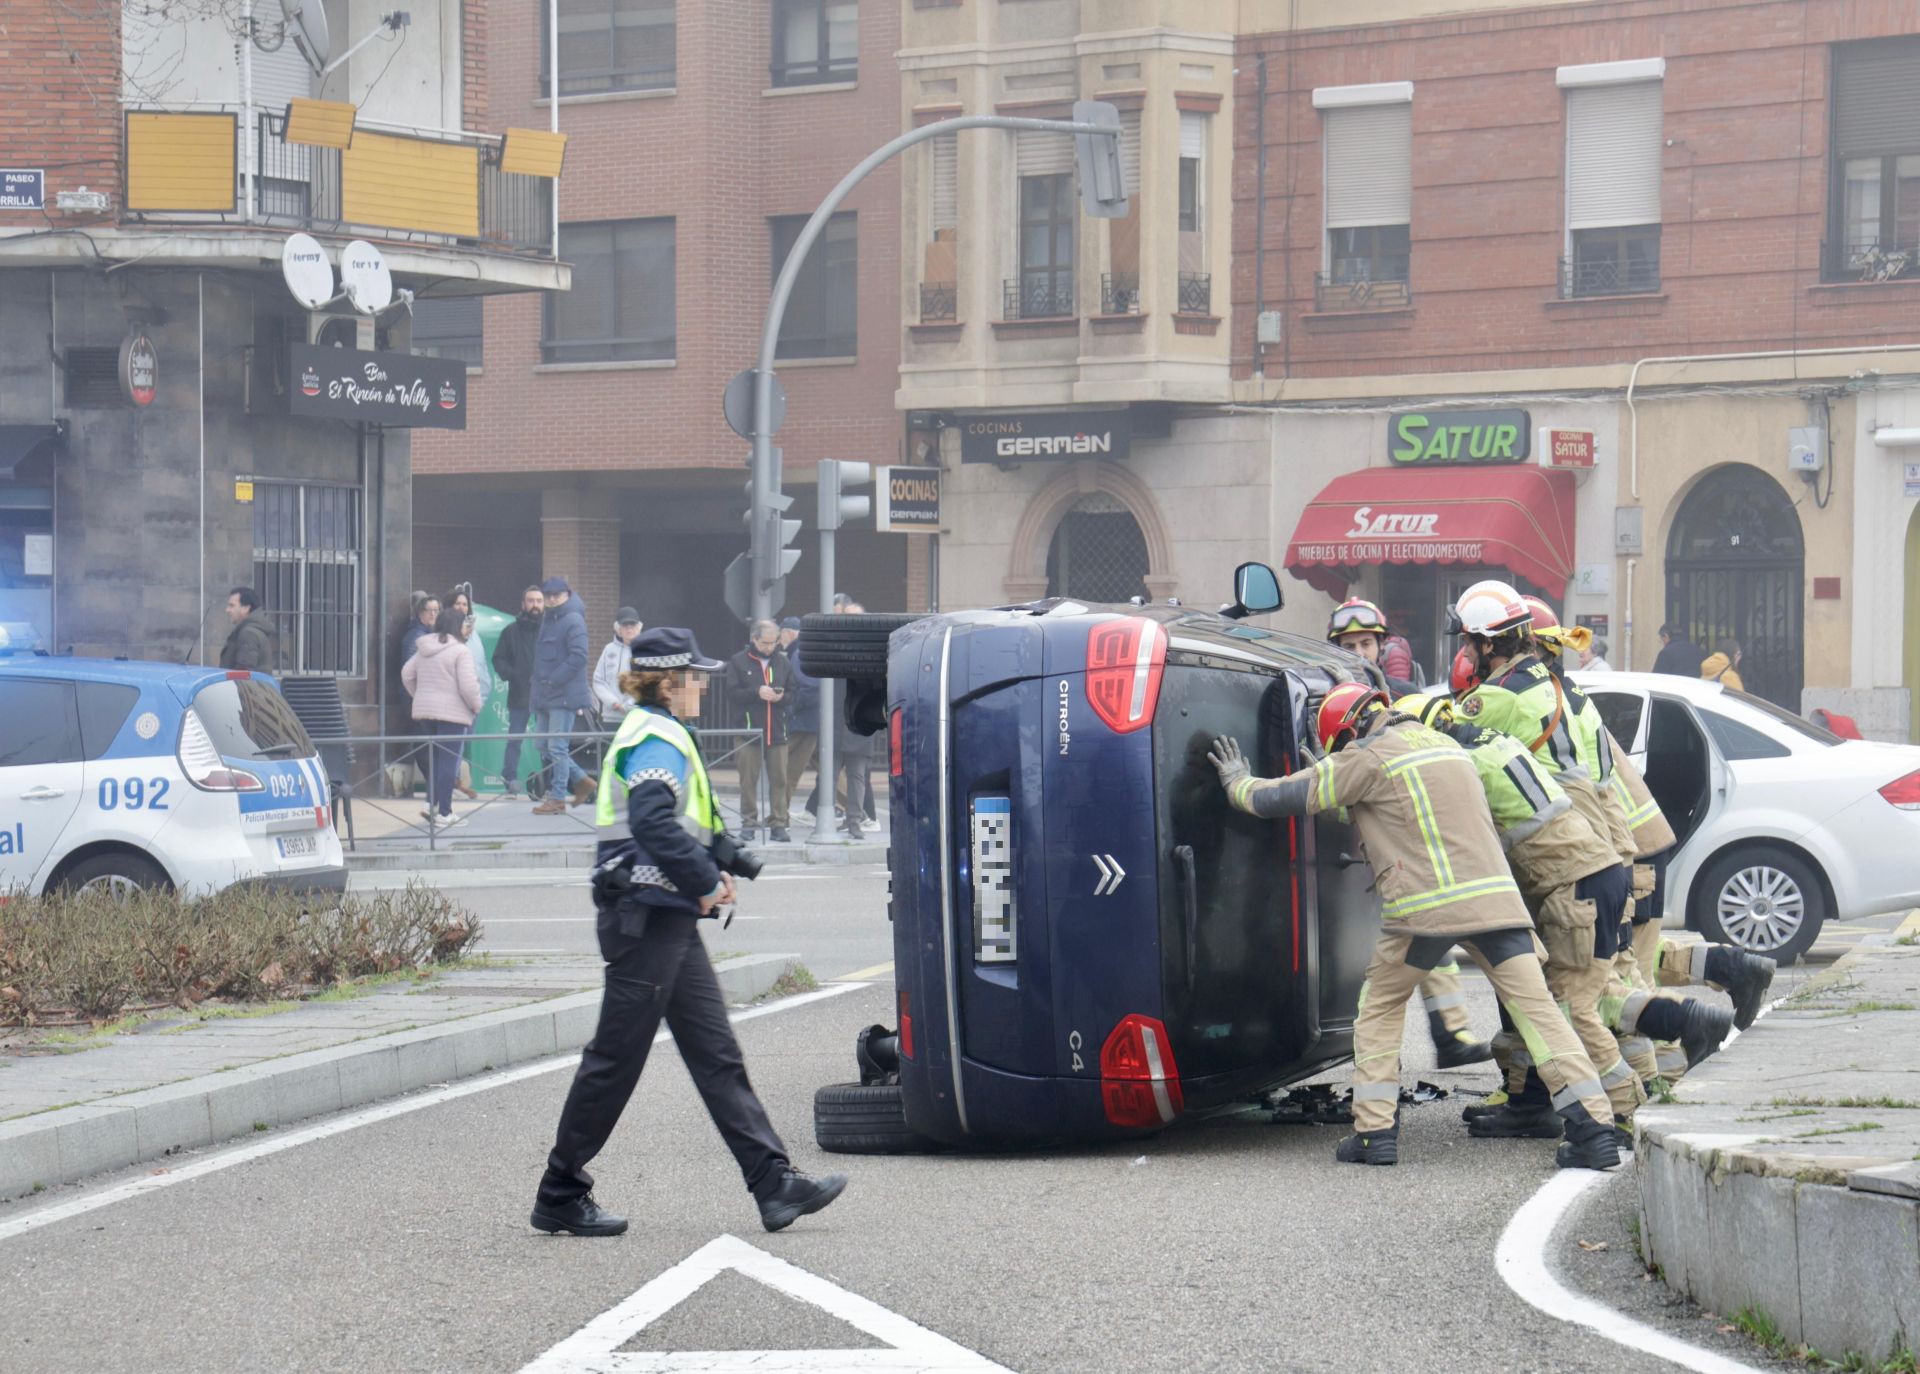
[
  {"left": 531, "top": 627, "right": 847, "bottom": 1238},
  {"left": 1210, "top": 684, "right": 1621, "bottom": 1170}
]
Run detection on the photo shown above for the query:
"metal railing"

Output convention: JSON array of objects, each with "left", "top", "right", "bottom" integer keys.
[
  {"left": 1825, "top": 238, "right": 1918, "bottom": 283},
  {"left": 919, "top": 281, "right": 957, "bottom": 322},
  {"left": 1559, "top": 250, "right": 1660, "bottom": 299},
  {"left": 1100, "top": 272, "right": 1140, "bottom": 315},
  {"left": 1004, "top": 275, "right": 1074, "bottom": 320},
  {"left": 1313, "top": 270, "right": 1412, "bottom": 312},
  {"left": 1176, "top": 270, "right": 1212, "bottom": 314}
]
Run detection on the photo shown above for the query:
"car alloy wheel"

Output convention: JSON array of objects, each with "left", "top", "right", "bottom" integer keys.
[
  {"left": 1716, "top": 864, "right": 1806, "bottom": 955},
  {"left": 77, "top": 874, "right": 146, "bottom": 898}
]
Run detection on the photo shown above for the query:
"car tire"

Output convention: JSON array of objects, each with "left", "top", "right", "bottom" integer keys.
[
  {"left": 57, "top": 851, "right": 173, "bottom": 897},
  {"left": 813, "top": 1081, "right": 940, "bottom": 1155},
  {"left": 1693, "top": 844, "right": 1826, "bottom": 967},
  {"left": 798, "top": 614, "right": 921, "bottom": 680}
]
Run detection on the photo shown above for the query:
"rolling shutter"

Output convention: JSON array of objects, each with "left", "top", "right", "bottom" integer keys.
[
  {"left": 251, "top": 39, "right": 314, "bottom": 179},
  {"left": 930, "top": 132, "right": 957, "bottom": 232},
  {"left": 1323, "top": 103, "right": 1411, "bottom": 229},
  {"left": 1834, "top": 40, "right": 1920, "bottom": 158},
  {"left": 1016, "top": 128, "right": 1074, "bottom": 178},
  {"left": 1119, "top": 109, "right": 1141, "bottom": 196},
  {"left": 1566, "top": 80, "right": 1663, "bottom": 229},
  {"left": 1179, "top": 111, "right": 1206, "bottom": 161}
]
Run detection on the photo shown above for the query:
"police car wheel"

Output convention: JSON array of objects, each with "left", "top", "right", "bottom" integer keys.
[
  {"left": 797, "top": 613, "right": 922, "bottom": 680},
  {"left": 813, "top": 1081, "right": 939, "bottom": 1155},
  {"left": 59, "top": 851, "right": 172, "bottom": 897}
]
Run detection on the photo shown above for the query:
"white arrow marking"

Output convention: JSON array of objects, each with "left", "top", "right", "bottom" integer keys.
[
  {"left": 518, "top": 1233, "right": 1013, "bottom": 1373},
  {"left": 1092, "top": 855, "right": 1126, "bottom": 897}
]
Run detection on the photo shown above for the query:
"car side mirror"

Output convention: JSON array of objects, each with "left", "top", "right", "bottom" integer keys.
[{"left": 1224, "top": 562, "right": 1283, "bottom": 620}]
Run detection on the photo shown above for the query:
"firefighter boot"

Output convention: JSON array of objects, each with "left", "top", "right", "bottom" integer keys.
[
  {"left": 1468, "top": 1073, "right": 1563, "bottom": 1139},
  {"left": 1334, "top": 1123, "right": 1400, "bottom": 1166},
  {"left": 1554, "top": 1103, "right": 1624, "bottom": 1171},
  {"left": 1430, "top": 1012, "right": 1495, "bottom": 1069},
  {"left": 1680, "top": 1000, "right": 1736, "bottom": 1068},
  {"left": 1462, "top": 1089, "right": 1509, "bottom": 1123},
  {"left": 1703, "top": 945, "right": 1776, "bottom": 1031}
]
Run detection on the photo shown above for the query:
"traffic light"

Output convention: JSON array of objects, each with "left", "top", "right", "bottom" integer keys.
[
  {"left": 817, "top": 460, "right": 872, "bottom": 531},
  {"left": 1073, "top": 99, "right": 1128, "bottom": 219}
]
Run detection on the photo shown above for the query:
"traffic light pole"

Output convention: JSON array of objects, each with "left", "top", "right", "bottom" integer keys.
[
  {"left": 747, "top": 111, "right": 1122, "bottom": 622},
  {"left": 810, "top": 520, "right": 839, "bottom": 844}
]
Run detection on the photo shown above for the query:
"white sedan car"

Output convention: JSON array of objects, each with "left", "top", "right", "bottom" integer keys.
[{"left": 1572, "top": 671, "right": 1920, "bottom": 964}]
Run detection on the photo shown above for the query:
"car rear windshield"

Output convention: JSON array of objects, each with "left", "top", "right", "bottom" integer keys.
[
  {"left": 190, "top": 679, "right": 317, "bottom": 760},
  {"left": 1720, "top": 689, "right": 1840, "bottom": 747}
]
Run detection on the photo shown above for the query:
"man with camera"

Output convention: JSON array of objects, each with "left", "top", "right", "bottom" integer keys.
[{"left": 531, "top": 626, "right": 848, "bottom": 1238}]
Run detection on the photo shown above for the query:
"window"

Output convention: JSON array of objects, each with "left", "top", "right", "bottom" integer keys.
[
  {"left": 771, "top": 0, "right": 856, "bottom": 88},
  {"left": 251, "top": 481, "right": 365, "bottom": 677},
  {"left": 190, "top": 679, "right": 318, "bottom": 762},
  {"left": 1104, "top": 110, "right": 1141, "bottom": 315},
  {"left": 1560, "top": 67, "right": 1663, "bottom": 297},
  {"left": 771, "top": 212, "right": 857, "bottom": 359},
  {"left": 545, "top": 218, "right": 675, "bottom": 363},
  {"left": 921, "top": 132, "right": 958, "bottom": 321},
  {"left": 411, "top": 297, "right": 483, "bottom": 368},
  {"left": 1829, "top": 39, "right": 1920, "bottom": 281},
  {"left": 542, "top": 0, "right": 675, "bottom": 98},
  {"left": 1318, "top": 92, "right": 1412, "bottom": 309},
  {"left": 77, "top": 683, "right": 141, "bottom": 761},
  {"left": 0, "top": 679, "right": 80, "bottom": 768},
  {"left": 1590, "top": 691, "right": 1646, "bottom": 753},
  {"left": 1701, "top": 710, "right": 1791, "bottom": 762},
  {"left": 1722, "top": 691, "right": 1840, "bottom": 747}
]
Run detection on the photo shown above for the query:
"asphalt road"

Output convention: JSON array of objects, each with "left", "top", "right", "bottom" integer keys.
[{"left": 0, "top": 872, "right": 1895, "bottom": 1374}]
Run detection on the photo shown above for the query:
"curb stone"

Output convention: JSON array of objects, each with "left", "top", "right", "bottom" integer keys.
[
  {"left": 344, "top": 843, "right": 888, "bottom": 872},
  {"left": 0, "top": 952, "right": 800, "bottom": 1203}
]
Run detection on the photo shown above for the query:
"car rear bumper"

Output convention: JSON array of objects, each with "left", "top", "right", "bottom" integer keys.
[{"left": 238, "top": 864, "right": 349, "bottom": 896}]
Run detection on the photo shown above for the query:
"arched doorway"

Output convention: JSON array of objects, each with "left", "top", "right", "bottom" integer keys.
[
  {"left": 1665, "top": 465, "right": 1804, "bottom": 709},
  {"left": 1045, "top": 492, "right": 1150, "bottom": 603}
]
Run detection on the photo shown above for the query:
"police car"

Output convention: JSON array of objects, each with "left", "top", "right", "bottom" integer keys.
[{"left": 0, "top": 656, "right": 346, "bottom": 896}]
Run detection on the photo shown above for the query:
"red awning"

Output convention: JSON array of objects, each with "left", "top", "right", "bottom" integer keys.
[{"left": 1283, "top": 466, "right": 1577, "bottom": 597}]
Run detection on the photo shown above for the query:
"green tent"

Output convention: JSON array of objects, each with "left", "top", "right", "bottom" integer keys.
[{"left": 464, "top": 601, "right": 543, "bottom": 794}]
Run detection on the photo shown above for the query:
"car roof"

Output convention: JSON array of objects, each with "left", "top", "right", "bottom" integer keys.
[
  {"left": 1570, "top": 670, "right": 1729, "bottom": 703},
  {"left": 0, "top": 654, "right": 249, "bottom": 697}
]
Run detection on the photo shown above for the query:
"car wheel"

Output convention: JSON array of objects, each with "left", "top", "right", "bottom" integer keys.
[
  {"left": 59, "top": 852, "right": 173, "bottom": 897},
  {"left": 1694, "top": 845, "right": 1825, "bottom": 966},
  {"left": 798, "top": 613, "right": 921, "bottom": 681},
  {"left": 813, "top": 1081, "right": 940, "bottom": 1155}
]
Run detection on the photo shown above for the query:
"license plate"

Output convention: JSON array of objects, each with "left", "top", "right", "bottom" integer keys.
[
  {"left": 277, "top": 833, "right": 318, "bottom": 859},
  {"left": 970, "top": 796, "right": 1016, "bottom": 964}
]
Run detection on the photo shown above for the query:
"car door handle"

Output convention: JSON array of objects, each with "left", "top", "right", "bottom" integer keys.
[{"left": 20, "top": 786, "right": 66, "bottom": 801}]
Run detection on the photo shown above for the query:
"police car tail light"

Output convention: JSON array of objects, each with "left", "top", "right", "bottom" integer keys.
[
  {"left": 889, "top": 707, "right": 905, "bottom": 777},
  {"left": 178, "top": 709, "right": 264, "bottom": 792},
  {"left": 1879, "top": 770, "right": 1920, "bottom": 811},
  {"left": 1099, "top": 1014, "right": 1182, "bottom": 1128},
  {"left": 1084, "top": 618, "right": 1166, "bottom": 735}
]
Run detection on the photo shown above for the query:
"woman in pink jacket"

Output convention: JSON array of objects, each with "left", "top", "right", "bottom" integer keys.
[{"left": 401, "top": 606, "right": 484, "bottom": 828}]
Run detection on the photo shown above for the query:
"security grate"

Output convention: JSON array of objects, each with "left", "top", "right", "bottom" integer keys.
[
  {"left": 1046, "top": 493, "right": 1149, "bottom": 604},
  {"left": 64, "top": 348, "right": 123, "bottom": 408}
]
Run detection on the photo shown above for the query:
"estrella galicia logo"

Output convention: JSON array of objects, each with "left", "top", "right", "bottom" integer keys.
[
  {"left": 437, "top": 381, "right": 459, "bottom": 410},
  {"left": 300, "top": 365, "right": 322, "bottom": 397}
]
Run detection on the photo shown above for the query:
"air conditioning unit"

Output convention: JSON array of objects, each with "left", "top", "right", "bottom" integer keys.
[{"left": 308, "top": 312, "right": 374, "bottom": 349}]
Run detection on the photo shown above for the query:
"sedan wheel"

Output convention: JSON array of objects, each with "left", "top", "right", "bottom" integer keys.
[{"left": 1696, "top": 845, "right": 1825, "bottom": 966}]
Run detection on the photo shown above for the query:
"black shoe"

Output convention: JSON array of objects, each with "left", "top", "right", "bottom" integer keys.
[
  {"left": 1468, "top": 1103, "right": 1564, "bottom": 1139},
  {"left": 1680, "top": 1001, "right": 1735, "bottom": 1068},
  {"left": 1434, "top": 1032, "right": 1495, "bottom": 1070},
  {"left": 1334, "top": 1125, "right": 1399, "bottom": 1165},
  {"left": 757, "top": 1169, "right": 848, "bottom": 1233},
  {"left": 1555, "top": 1135, "right": 1623, "bottom": 1171},
  {"left": 1704, "top": 946, "right": 1776, "bottom": 1031},
  {"left": 769, "top": 828, "right": 791, "bottom": 843},
  {"left": 1462, "top": 1091, "right": 1511, "bottom": 1123},
  {"left": 530, "top": 1193, "right": 629, "bottom": 1237}
]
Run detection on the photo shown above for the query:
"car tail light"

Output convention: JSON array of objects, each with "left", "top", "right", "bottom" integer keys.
[
  {"left": 889, "top": 707, "right": 905, "bottom": 777},
  {"left": 178, "top": 709, "right": 263, "bottom": 792},
  {"left": 225, "top": 670, "right": 251, "bottom": 681},
  {"left": 897, "top": 989, "right": 914, "bottom": 1059},
  {"left": 1099, "top": 1013, "right": 1182, "bottom": 1128},
  {"left": 1879, "top": 769, "right": 1920, "bottom": 811},
  {"left": 1084, "top": 618, "right": 1166, "bottom": 735}
]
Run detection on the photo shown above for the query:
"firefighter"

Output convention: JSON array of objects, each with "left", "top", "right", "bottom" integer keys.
[
  {"left": 1327, "top": 601, "right": 1490, "bottom": 1071},
  {"left": 1209, "top": 684, "right": 1621, "bottom": 1171}
]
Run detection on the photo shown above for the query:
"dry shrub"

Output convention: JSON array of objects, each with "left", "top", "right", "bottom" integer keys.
[{"left": 0, "top": 881, "right": 482, "bottom": 1026}]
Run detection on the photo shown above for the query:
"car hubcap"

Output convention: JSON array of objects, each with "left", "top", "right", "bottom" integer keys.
[
  {"left": 1718, "top": 866, "right": 1805, "bottom": 953},
  {"left": 78, "top": 874, "right": 143, "bottom": 898}
]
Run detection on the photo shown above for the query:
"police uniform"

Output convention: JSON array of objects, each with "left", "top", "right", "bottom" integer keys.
[{"left": 1217, "top": 712, "right": 1619, "bottom": 1169}]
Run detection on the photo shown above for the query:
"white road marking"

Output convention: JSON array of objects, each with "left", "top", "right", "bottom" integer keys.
[
  {"left": 518, "top": 1233, "right": 1013, "bottom": 1374},
  {"left": 0, "top": 983, "right": 869, "bottom": 1245}
]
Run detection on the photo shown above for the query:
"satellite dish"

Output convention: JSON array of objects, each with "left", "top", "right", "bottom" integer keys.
[
  {"left": 280, "top": 0, "right": 331, "bottom": 75},
  {"left": 340, "top": 240, "right": 393, "bottom": 314},
  {"left": 281, "top": 233, "right": 334, "bottom": 309}
]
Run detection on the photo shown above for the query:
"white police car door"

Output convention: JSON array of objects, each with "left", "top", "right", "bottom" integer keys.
[{"left": 0, "top": 676, "right": 86, "bottom": 889}]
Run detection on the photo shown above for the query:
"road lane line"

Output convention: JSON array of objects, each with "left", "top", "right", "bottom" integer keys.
[
  {"left": 0, "top": 983, "right": 871, "bottom": 1245},
  {"left": 835, "top": 961, "right": 894, "bottom": 983}
]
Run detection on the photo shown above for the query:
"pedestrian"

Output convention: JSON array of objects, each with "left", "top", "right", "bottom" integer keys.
[
  {"left": 1651, "top": 622, "right": 1705, "bottom": 678},
  {"left": 219, "top": 586, "right": 278, "bottom": 670},
  {"left": 806, "top": 601, "right": 878, "bottom": 832},
  {"left": 401, "top": 592, "right": 440, "bottom": 664},
  {"left": 448, "top": 586, "right": 492, "bottom": 800},
  {"left": 531, "top": 575, "right": 597, "bottom": 815},
  {"left": 400, "top": 605, "right": 484, "bottom": 829},
  {"left": 530, "top": 625, "right": 847, "bottom": 1238},
  {"left": 779, "top": 618, "right": 821, "bottom": 826},
  {"left": 1580, "top": 638, "right": 1613, "bottom": 672},
  {"left": 593, "top": 608, "right": 646, "bottom": 726},
  {"left": 1699, "top": 640, "right": 1745, "bottom": 692},
  {"left": 727, "top": 618, "right": 792, "bottom": 843},
  {"left": 1208, "top": 685, "right": 1622, "bottom": 1171},
  {"left": 492, "top": 585, "right": 545, "bottom": 797}
]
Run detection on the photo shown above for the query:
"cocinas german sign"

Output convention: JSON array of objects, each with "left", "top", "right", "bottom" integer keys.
[
  {"left": 1389, "top": 409, "right": 1531, "bottom": 465},
  {"left": 961, "top": 409, "right": 1131, "bottom": 464}
]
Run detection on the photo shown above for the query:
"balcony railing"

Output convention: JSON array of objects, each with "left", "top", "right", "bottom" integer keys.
[
  {"left": 121, "top": 105, "right": 554, "bottom": 258},
  {"left": 1100, "top": 273, "right": 1141, "bottom": 315},
  {"left": 1004, "top": 275, "right": 1074, "bottom": 320},
  {"left": 1559, "top": 249, "right": 1661, "bottom": 299},
  {"left": 919, "top": 281, "right": 957, "bottom": 322},
  {"left": 1177, "top": 271, "right": 1212, "bottom": 315},
  {"left": 1825, "top": 238, "right": 1918, "bottom": 283},
  {"left": 1314, "top": 269, "right": 1412, "bottom": 312}
]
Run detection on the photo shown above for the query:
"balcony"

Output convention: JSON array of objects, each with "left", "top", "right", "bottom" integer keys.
[
  {"left": 1314, "top": 268, "right": 1412, "bottom": 313},
  {"left": 120, "top": 106, "right": 554, "bottom": 258},
  {"left": 1560, "top": 229, "right": 1661, "bottom": 299},
  {"left": 1003, "top": 276, "right": 1074, "bottom": 321},
  {"left": 919, "top": 281, "right": 957, "bottom": 322},
  {"left": 1100, "top": 273, "right": 1141, "bottom": 315},
  {"left": 1177, "top": 271, "right": 1212, "bottom": 315}
]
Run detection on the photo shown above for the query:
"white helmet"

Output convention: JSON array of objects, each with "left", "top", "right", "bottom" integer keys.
[{"left": 1448, "top": 579, "right": 1532, "bottom": 638}]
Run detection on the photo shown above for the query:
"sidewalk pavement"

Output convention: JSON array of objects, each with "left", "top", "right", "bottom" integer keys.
[
  {"left": 0, "top": 950, "right": 801, "bottom": 1202},
  {"left": 1636, "top": 909, "right": 1920, "bottom": 1365}
]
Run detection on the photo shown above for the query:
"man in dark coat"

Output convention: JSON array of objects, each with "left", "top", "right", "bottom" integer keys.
[
  {"left": 726, "top": 618, "right": 794, "bottom": 842},
  {"left": 1651, "top": 623, "right": 1707, "bottom": 678},
  {"left": 531, "top": 576, "right": 595, "bottom": 813},
  {"left": 491, "top": 584, "right": 545, "bottom": 796},
  {"left": 219, "top": 587, "right": 278, "bottom": 671}
]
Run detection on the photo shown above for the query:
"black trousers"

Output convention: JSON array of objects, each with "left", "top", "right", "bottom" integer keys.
[{"left": 538, "top": 911, "right": 789, "bottom": 1206}]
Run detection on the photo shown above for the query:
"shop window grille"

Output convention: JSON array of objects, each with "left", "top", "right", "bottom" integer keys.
[
  {"left": 251, "top": 480, "right": 365, "bottom": 678},
  {"left": 1046, "top": 492, "right": 1150, "bottom": 604}
]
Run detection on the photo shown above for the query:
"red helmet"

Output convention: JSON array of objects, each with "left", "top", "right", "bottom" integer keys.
[
  {"left": 1317, "top": 682, "right": 1388, "bottom": 754},
  {"left": 1450, "top": 646, "right": 1483, "bottom": 695}
]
